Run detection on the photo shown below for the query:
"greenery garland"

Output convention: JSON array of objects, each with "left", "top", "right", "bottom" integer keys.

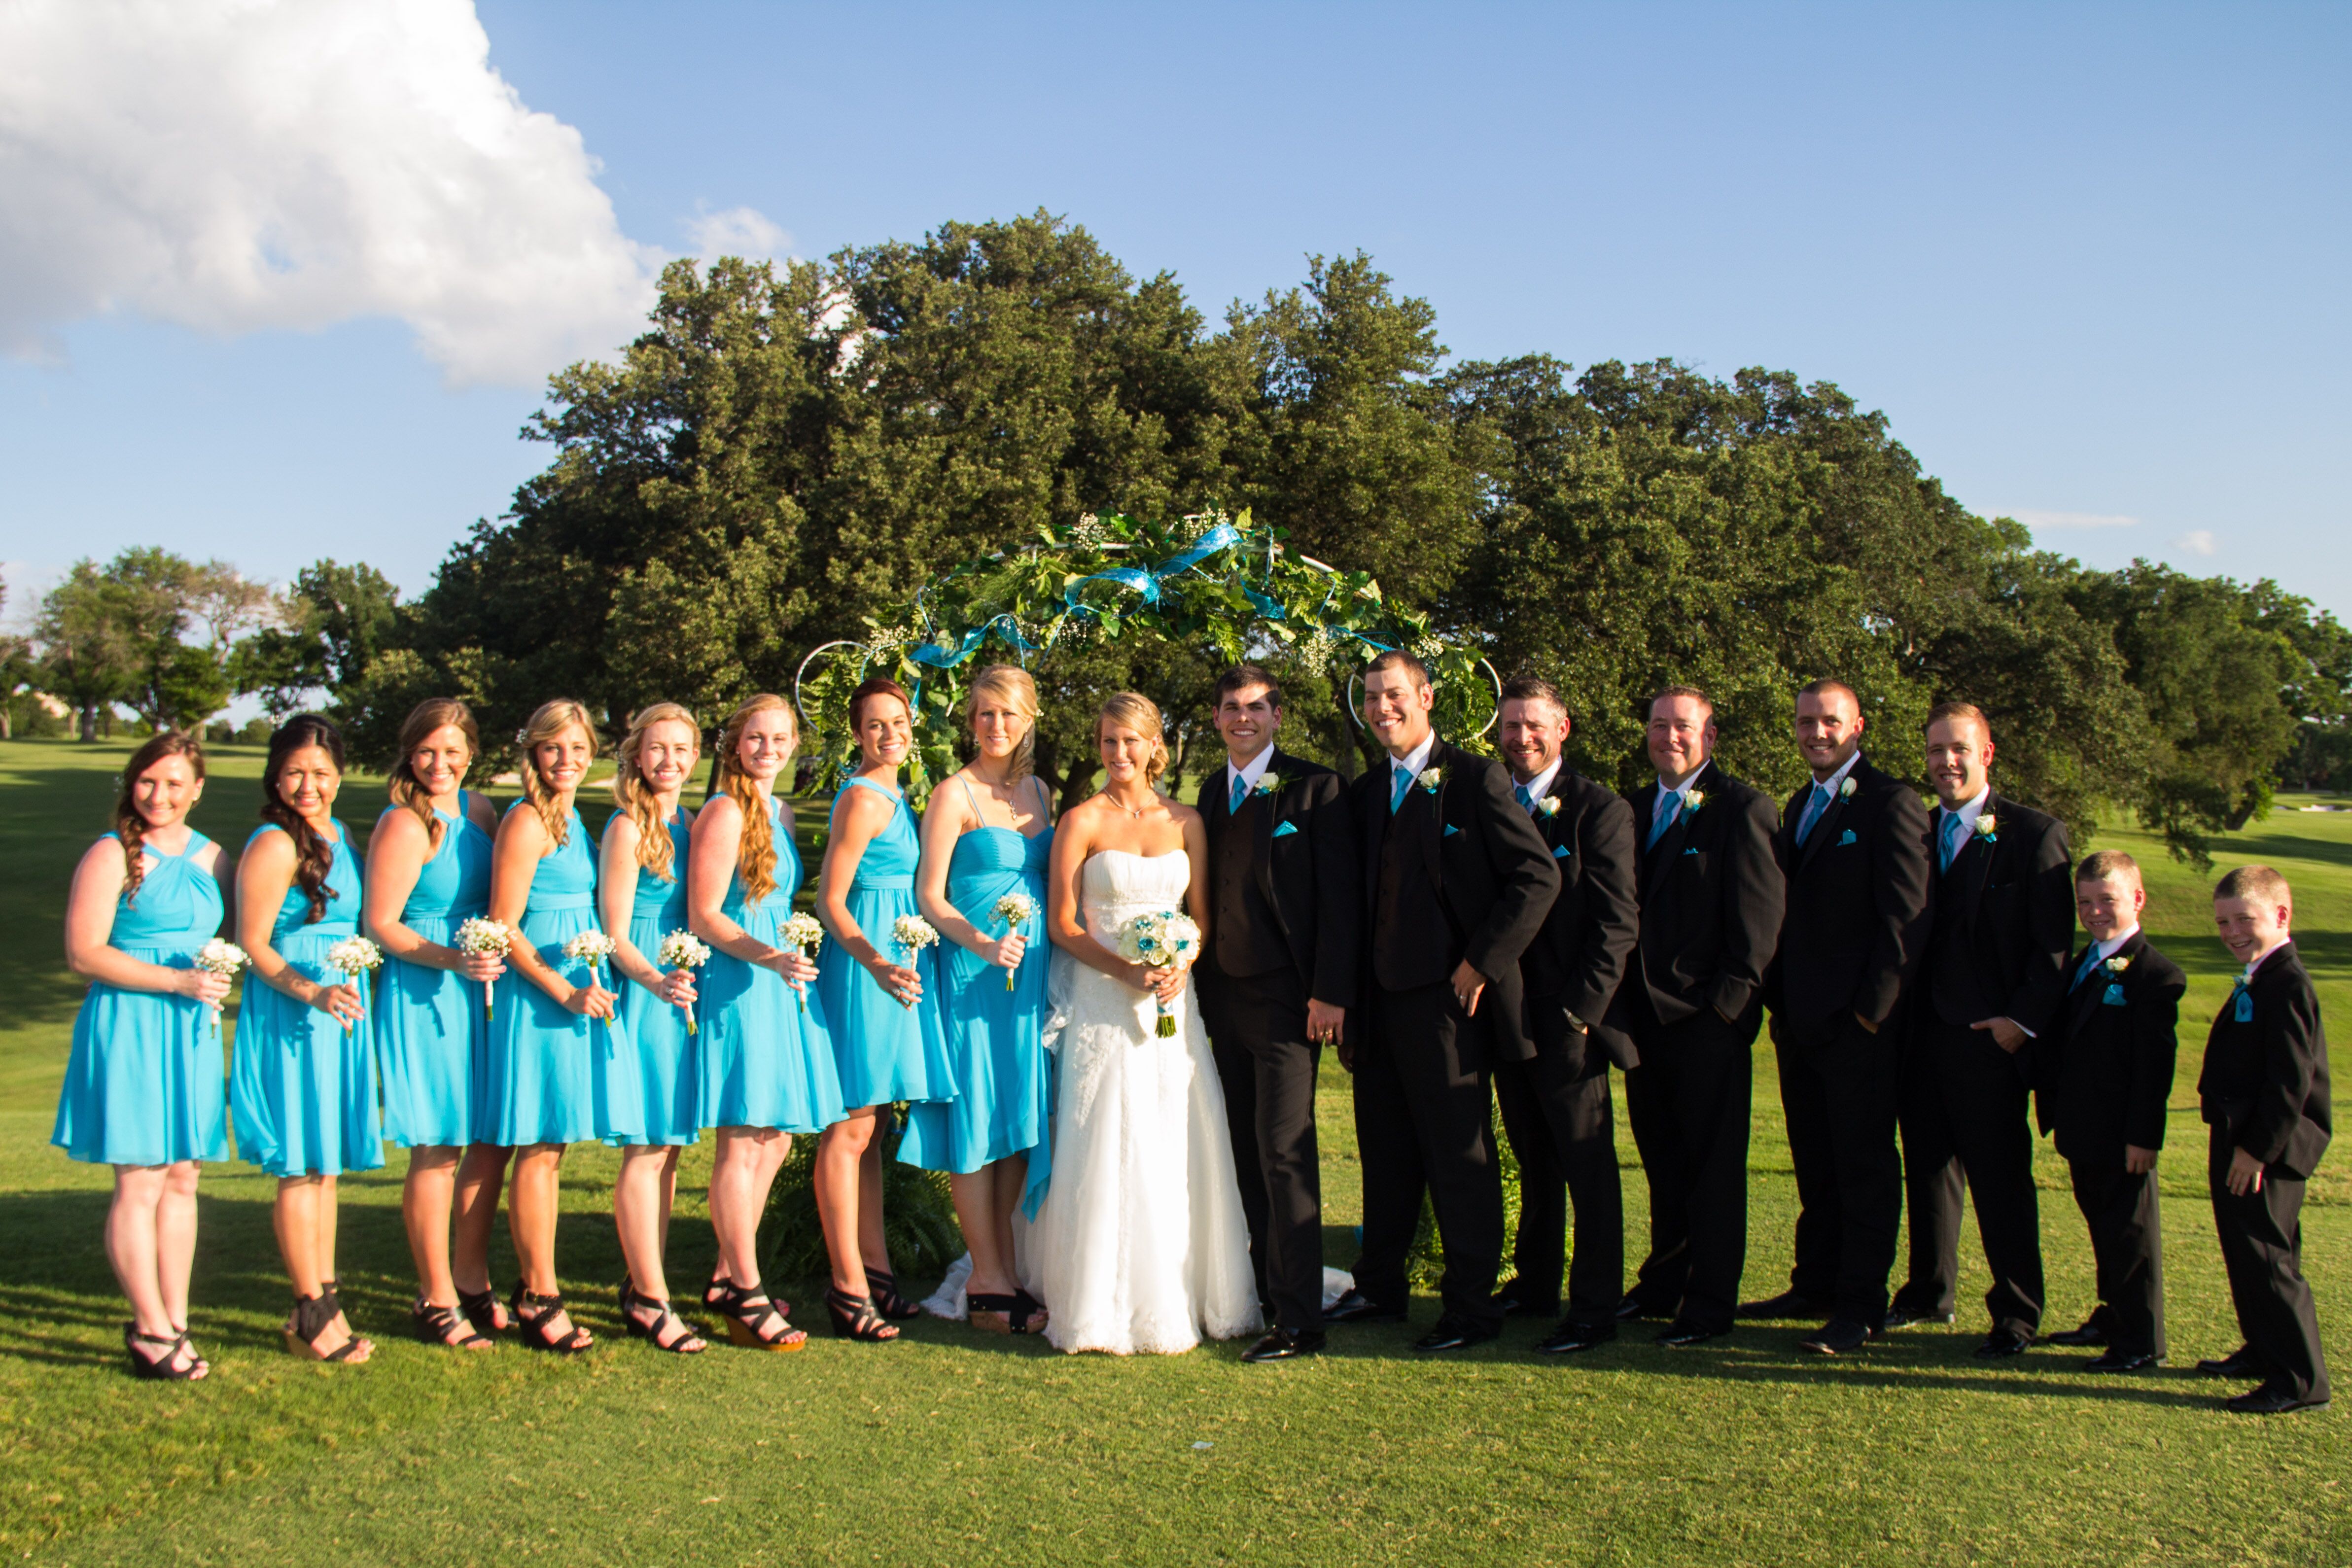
[{"left": 795, "top": 507, "right": 1495, "bottom": 797}]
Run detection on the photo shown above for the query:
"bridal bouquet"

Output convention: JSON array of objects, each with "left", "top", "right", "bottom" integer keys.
[
  {"left": 192, "top": 939, "right": 247, "bottom": 1038},
  {"left": 889, "top": 914, "right": 939, "bottom": 1010},
  {"left": 990, "top": 893, "right": 1035, "bottom": 990},
  {"left": 563, "top": 930, "right": 619, "bottom": 1034},
  {"left": 456, "top": 917, "right": 512, "bottom": 1021},
  {"left": 782, "top": 911, "right": 825, "bottom": 1012},
  {"left": 325, "top": 936, "right": 384, "bottom": 1035},
  {"left": 657, "top": 929, "right": 710, "bottom": 1035},
  {"left": 1115, "top": 910, "right": 1201, "bottom": 1037}
]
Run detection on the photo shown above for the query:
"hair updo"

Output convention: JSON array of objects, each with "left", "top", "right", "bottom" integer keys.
[{"left": 1094, "top": 691, "right": 1169, "bottom": 790}]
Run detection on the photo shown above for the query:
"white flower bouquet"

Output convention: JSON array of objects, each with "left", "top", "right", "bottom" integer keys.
[
  {"left": 990, "top": 893, "right": 1036, "bottom": 990},
  {"left": 1115, "top": 909, "right": 1201, "bottom": 1037},
  {"left": 325, "top": 936, "right": 383, "bottom": 1035},
  {"left": 456, "top": 916, "right": 512, "bottom": 1021},
  {"left": 782, "top": 911, "right": 825, "bottom": 1012},
  {"left": 657, "top": 929, "right": 711, "bottom": 1034},
  {"left": 192, "top": 939, "right": 247, "bottom": 1037},
  {"left": 563, "top": 930, "right": 618, "bottom": 1033},
  {"left": 889, "top": 914, "right": 939, "bottom": 1010}
]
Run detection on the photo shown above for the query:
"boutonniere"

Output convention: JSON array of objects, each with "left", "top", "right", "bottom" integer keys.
[
  {"left": 1536, "top": 796, "right": 1561, "bottom": 818},
  {"left": 1973, "top": 813, "right": 1998, "bottom": 841},
  {"left": 2105, "top": 954, "right": 2132, "bottom": 977},
  {"left": 1253, "top": 774, "right": 1284, "bottom": 797},
  {"left": 1416, "top": 767, "right": 1443, "bottom": 794},
  {"left": 1838, "top": 776, "right": 1858, "bottom": 800},
  {"left": 1683, "top": 789, "right": 1706, "bottom": 815}
]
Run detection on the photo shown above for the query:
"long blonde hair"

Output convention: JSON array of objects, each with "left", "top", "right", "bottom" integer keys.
[
  {"left": 713, "top": 693, "right": 796, "bottom": 907},
  {"left": 517, "top": 698, "right": 598, "bottom": 847},
  {"left": 968, "top": 664, "right": 1040, "bottom": 784},
  {"left": 386, "top": 698, "right": 479, "bottom": 852},
  {"left": 613, "top": 701, "right": 698, "bottom": 882},
  {"left": 1095, "top": 691, "right": 1169, "bottom": 790}
]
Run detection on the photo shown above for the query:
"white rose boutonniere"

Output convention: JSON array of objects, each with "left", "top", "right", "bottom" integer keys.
[
  {"left": 1416, "top": 767, "right": 1443, "bottom": 794},
  {"left": 2105, "top": 954, "right": 2132, "bottom": 977},
  {"left": 1838, "top": 776, "right": 1858, "bottom": 800},
  {"left": 1683, "top": 789, "right": 1706, "bottom": 816},
  {"left": 1254, "top": 774, "right": 1284, "bottom": 798},
  {"left": 1536, "top": 796, "right": 1561, "bottom": 818},
  {"left": 1974, "top": 813, "right": 1998, "bottom": 841}
]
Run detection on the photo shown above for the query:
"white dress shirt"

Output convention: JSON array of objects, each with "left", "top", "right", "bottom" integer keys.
[
  {"left": 1652, "top": 768, "right": 1703, "bottom": 835},
  {"left": 1389, "top": 732, "right": 1439, "bottom": 789},
  {"left": 1514, "top": 757, "right": 1563, "bottom": 809},
  {"left": 1225, "top": 743, "right": 1276, "bottom": 803}
]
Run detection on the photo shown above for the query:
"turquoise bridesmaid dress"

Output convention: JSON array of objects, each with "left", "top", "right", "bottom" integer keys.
[
  {"left": 478, "top": 806, "right": 644, "bottom": 1147},
  {"left": 373, "top": 793, "right": 492, "bottom": 1149},
  {"left": 606, "top": 808, "right": 699, "bottom": 1147},
  {"left": 814, "top": 777, "right": 952, "bottom": 1111},
  {"left": 899, "top": 779, "right": 1053, "bottom": 1214},
  {"left": 230, "top": 822, "right": 386, "bottom": 1177},
  {"left": 52, "top": 833, "right": 229, "bottom": 1166},
  {"left": 697, "top": 796, "right": 844, "bottom": 1133}
]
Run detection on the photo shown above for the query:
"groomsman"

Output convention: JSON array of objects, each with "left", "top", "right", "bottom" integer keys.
[
  {"left": 1192, "top": 664, "right": 1360, "bottom": 1364},
  {"left": 1741, "top": 679, "right": 1931, "bottom": 1356},
  {"left": 1486, "top": 678, "right": 1641, "bottom": 1354},
  {"left": 1328, "top": 650, "right": 1558, "bottom": 1351},
  {"left": 1612, "top": 686, "right": 1784, "bottom": 1345},
  {"left": 2039, "top": 850, "right": 2185, "bottom": 1371},
  {"left": 2198, "top": 865, "right": 2331, "bottom": 1414},
  {"left": 1889, "top": 701, "right": 2072, "bottom": 1358}
]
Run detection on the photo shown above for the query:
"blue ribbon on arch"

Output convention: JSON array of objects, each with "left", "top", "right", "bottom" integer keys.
[
  {"left": 906, "top": 612, "right": 1038, "bottom": 671},
  {"left": 1062, "top": 521, "right": 1246, "bottom": 618}
]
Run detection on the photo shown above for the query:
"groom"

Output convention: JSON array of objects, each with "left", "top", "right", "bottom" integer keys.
[
  {"left": 1194, "top": 664, "right": 1361, "bottom": 1364},
  {"left": 1329, "top": 649, "right": 1559, "bottom": 1351}
]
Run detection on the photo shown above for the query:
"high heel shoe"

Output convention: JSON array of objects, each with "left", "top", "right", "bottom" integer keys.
[
  {"left": 283, "top": 1293, "right": 370, "bottom": 1362},
  {"left": 826, "top": 1288, "right": 901, "bottom": 1342},
  {"left": 456, "top": 1285, "right": 506, "bottom": 1339},
  {"left": 620, "top": 1279, "right": 706, "bottom": 1355},
  {"left": 864, "top": 1266, "right": 921, "bottom": 1322},
  {"left": 412, "top": 1298, "right": 492, "bottom": 1350},
  {"left": 509, "top": 1283, "right": 592, "bottom": 1355},
  {"left": 125, "top": 1323, "right": 205, "bottom": 1381},
  {"left": 707, "top": 1281, "right": 806, "bottom": 1351}
]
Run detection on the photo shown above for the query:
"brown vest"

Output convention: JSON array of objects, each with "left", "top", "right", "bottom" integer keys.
[{"left": 1213, "top": 792, "right": 1285, "bottom": 977}]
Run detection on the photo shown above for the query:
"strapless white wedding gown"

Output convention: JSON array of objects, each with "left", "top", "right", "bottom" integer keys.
[{"left": 1017, "top": 849, "right": 1263, "bottom": 1355}]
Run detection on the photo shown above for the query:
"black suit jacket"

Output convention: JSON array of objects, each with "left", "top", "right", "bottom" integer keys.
[
  {"left": 1349, "top": 735, "right": 1559, "bottom": 1064},
  {"left": 1612, "top": 760, "right": 1785, "bottom": 1029},
  {"left": 2038, "top": 931, "right": 2186, "bottom": 1164},
  {"left": 1194, "top": 747, "right": 1359, "bottom": 1009},
  {"left": 1919, "top": 792, "right": 2072, "bottom": 1034},
  {"left": 2197, "top": 941, "right": 2333, "bottom": 1179},
  {"left": 1765, "top": 753, "right": 1932, "bottom": 1036},
  {"left": 1516, "top": 765, "right": 1641, "bottom": 1070}
]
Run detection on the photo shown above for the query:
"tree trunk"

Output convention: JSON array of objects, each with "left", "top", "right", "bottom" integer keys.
[{"left": 78, "top": 703, "right": 98, "bottom": 743}]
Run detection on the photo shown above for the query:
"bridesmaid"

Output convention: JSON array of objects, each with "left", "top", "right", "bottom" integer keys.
[
  {"left": 363, "top": 698, "right": 510, "bottom": 1349},
  {"left": 813, "top": 676, "right": 952, "bottom": 1341},
  {"left": 597, "top": 701, "right": 707, "bottom": 1355},
  {"left": 482, "top": 698, "right": 643, "bottom": 1354},
  {"left": 231, "top": 713, "right": 381, "bottom": 1363},
  {"left": 904, "top": 664, "right": 1055, "bottom": 1335},
  {"left": 55, "top": 731, "right": 235, "bottom": 1380},
  {"left": 689, "top": 692, "right": 841, "bottom": 1352}
]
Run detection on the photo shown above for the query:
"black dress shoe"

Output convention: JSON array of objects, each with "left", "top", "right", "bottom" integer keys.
[
  {"left": 1798, "top": 1318, "right": 1879, "bottom": 1355},
  {"left": 1413, "top": 1316, "right": 1500, "bottom": 1353},
  {"left": 1241, "top": 1327, "right": 1326, "bottom": 1363},
  {"left": 1973, "top": 1327, "right": 2034, "bottom": 1359},
  {"left": 1534, "top": 1320, "right": 1615, "bottom": 1355},
  {"left": 2197, "top": 1346, "right": 2272, "bottom": 1379},
  {"left": 1737, "top": 1289, "right": 1831, "bottom": 1321},
  {"left": 1613, "top": 1294, "right": 1671, "bottom": 1322},
  {"left": 1324, "top": 1289, "right": 1407, "bottom": 1326},
  {"left": 1491, "top": 1278, "right": 1561, "bottom": 1320},
  {"left": 1655, "top": 1321, "right": 1731, "bottom": 1348},
  {"left": 2228, "top": 1382, "right": 2330, "bottom": 1415},
  {"left": 2083, "top": 1350, "right": 2159, "bottom": 1372},
  {"left": 2045, "top": 1320, "right": 2110, "bottom": 1348},
  {"left": 1882, "top": 1306, "right": 1957, "bottom": 1329}
]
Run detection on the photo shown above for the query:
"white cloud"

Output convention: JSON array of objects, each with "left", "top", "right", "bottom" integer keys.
[
  {"left": 0, "top": 0, "right": 664, "bottom": 386},
  {"left": 2172, "top": 530, "right": 2218, "bottom": 557},
  {"left": 2008, "top": 509, "right": 2141, "bottom": 531},
  {"left": 689, "top": 205, "right": 791, "bottom": 263}
]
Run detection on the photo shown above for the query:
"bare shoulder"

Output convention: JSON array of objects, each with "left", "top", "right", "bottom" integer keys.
[
  {"left": 834, "top": 781, "right": 895, "bottom": 833},
  {"left": 697, "top": 793, "right": 745, "bottom": 832},
  {"left": 1162, "top": 795, "right": 1203, "bottom": 829},
  {"left": 372, "top": 803, "right": 429, "bottom": 857},
  {"left": 73, "top": 835, "right": 130, "bottom": 888}
]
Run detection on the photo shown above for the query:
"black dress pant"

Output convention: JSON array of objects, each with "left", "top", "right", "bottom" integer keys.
[
  {"left": 1623, "top": 1003, "right": 1753, "bottom": 1333},
  {"left": 2067, "top": 1155, "right": 2165, "bottom": 1358},
  {"left": 1201, "top": 965, "right": 1325, "bottom": 1333},
  {"left": 1493, "top": 1014, "right": 1621, "bottom": 1328},
  {"left": 1895, "top": 1018, "right": 2045, "bottom": 1335},
  {"left": 2209, "top": 1126, "right": 2329, "bottom": 1401},
  {"left": 1777, "top": 1011, "right": 1902, "bottom": 1326},
  {"left": 1351, "top": 979, "right": 1504, "bottom": 1327}
]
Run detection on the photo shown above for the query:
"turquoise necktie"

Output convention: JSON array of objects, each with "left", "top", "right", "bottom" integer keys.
[
  {"left": 1648, "top": 791, "right": 1677, "bottom": 849},
  {"left": 2072, "top": 948, "right": 2102, "bottom": 990},
  {"left": 1230, "top": 774, "right": 1248, "bottom": 814},
  {"left": 1939, "top": 812, "right": 1966, "bottom": 871},
  {"left": 1514, "top": 783, "right": 1534, "bottom": 813},
  {"left": 1391, "top": 766, "right": 1412, "bottom": 812},
  {"left": 1796, "top": 782, "right": 1831, "bottom": 845}
]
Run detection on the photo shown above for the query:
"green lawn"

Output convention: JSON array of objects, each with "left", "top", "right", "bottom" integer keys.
[{"left": 1, "top": 736, "right": 2346, "bottom": 1566}]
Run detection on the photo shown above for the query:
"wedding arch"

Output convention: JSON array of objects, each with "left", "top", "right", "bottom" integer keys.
[{"left": 794, "top": 508, "right": 1498, "bottom": 797}]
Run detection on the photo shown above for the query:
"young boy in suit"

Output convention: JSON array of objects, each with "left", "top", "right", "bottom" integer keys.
[
  {"left": 2039, "top": 851, "right": 2185, "bottom": 1370},
  {"left": 2198, "top": 864, "right": 2332, "bottom": 1413}
]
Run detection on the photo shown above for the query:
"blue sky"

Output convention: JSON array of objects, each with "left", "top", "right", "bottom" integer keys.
[{"left": 2, "top": 0, "right": 2346, "bottom": 627}]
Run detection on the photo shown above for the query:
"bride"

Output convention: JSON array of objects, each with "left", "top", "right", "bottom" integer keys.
[{"left": 1020, "top": 692, "right": 1263, "bottom": 1355}]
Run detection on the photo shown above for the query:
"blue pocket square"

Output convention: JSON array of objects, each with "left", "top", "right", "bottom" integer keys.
[
  {"left": 2101, "top": 983, "right": 2127, "bottom": 1007},
  {"left": 1551, "top": 844, "right": 1571, "bottom": 859},
  {"left": 1271, "top": 820, "right": 1298, "bottom": 838},
  {"left": 1682, "top": 846, "right": 1699, "bottom": 856},
  {"left": 1837, "top": 829, "right": 1858, "bottom": 846},
  {"left": 1443, "top": 823, "right": 1461, "bottom": 837}
]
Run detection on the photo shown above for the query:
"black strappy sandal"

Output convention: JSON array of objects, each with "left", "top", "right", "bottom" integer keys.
[
  {"left": 826, "top": 1288, "right": 901, "bottom": 1342},
  {"left": 707, "top": 1280, "right": 807, "bottom": 1352},
  {"left": 125, "top": 1324, "right": 205, "bottom": 1381},
  {"left": 968, "top": 1290, "right": 1049, "bottom": 1336},
  {"left": 510, "top": 1284, "right": 593, "bottom": 1355},
  {"left": 619, "top": 1279, "right": 706, "bottom": 1355},
  {"left": 169, "top": 1322, "right": 209, "bottom": 1378},
  {"left": 864, "top": 1266, "right": 922, "bottom": 1322},
  {"left": 456, "top": 1285, "right": 507, "bottom": 1338},
  {"left": 705, "top": 1275, "right": 789, "bottom": 1320},
  {"left": 412, "top": 1297, "right": 492, "bottom": 1350},
  {"left": 284, "top": 1292, "right": 370, "bottom": 1362}
]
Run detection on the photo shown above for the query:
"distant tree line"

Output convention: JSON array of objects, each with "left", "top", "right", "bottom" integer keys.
[{"left": 12, "top": 213, "right": 2348, "bottom": 865}]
